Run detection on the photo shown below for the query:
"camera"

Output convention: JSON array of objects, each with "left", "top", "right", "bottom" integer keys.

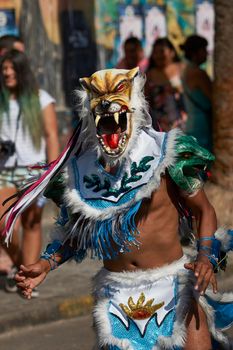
[{"left": 0, "top": 140, "right": 15, "bottom": 157}]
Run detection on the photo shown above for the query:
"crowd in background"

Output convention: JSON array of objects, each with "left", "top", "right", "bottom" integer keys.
[
  {"left": 117, "top": 34, "right": 213, "bottom": 151},
  {"left": 0, "top": 32, "right": 213, "bottom": 297}
]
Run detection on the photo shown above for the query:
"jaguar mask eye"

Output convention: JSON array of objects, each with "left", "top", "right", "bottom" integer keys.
[{"left": 181, "top": 152, "right": 193, "bottom": 159}]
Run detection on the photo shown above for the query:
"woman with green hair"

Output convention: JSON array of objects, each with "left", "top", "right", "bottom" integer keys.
[{"left": 0, "top": 49, "right": 60, "bottom": 296}]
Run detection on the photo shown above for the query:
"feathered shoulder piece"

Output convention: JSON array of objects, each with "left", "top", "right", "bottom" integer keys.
[{"left": 43, "top": 171, "right": 67, "bottom": 206}]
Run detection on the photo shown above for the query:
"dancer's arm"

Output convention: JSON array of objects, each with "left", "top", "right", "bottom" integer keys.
[
  {"left": 183, "top": 189, "right": 218, "bottom": 295},
  {"left": 15, "top": 239, "right": 75, "bottom": 299}
]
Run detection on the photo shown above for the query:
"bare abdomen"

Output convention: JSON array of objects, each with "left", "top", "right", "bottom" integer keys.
[{"left": 104, "top": 201, "right": 183, "bottom": 272}]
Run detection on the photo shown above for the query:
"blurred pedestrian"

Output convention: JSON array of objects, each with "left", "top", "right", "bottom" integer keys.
[
  {"left": 116, "top": 37, "right": 148, "bottom": 73},
  {"left": 0, "top": 49, "right": 60, "bottom": 295},
  {"left": 145, "top": 38, "right": 187, "bottom": 131},
  {"left": 180, "top": 35, "right": 212, "bottom": 151},
  {"left": 0, "top": 35, "right": 25, "bottom": 56},
  {"left": 0, "top": 34, "right": 25, "bottom": 275}
]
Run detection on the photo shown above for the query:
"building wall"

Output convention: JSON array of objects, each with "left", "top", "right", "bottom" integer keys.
[
  {"left": 95, "top": 0, "right": 214, "bottom": 75},
  {"left": 59, "top": 0, "right": 95, "bottom": 39},
  {"left": 0, "top": 0, "right": 214, "bottom": 106},
  {"left": 0, "top": 0, "right": 96, "bottom": 140}
]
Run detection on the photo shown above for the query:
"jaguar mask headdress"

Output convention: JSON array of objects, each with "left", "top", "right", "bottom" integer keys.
[{"left": 78, "top": 67, "right": 150, "bottom": 163}]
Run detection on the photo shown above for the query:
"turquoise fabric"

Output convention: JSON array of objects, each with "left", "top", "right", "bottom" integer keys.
[
  {"left": 206, "top": 296, "right": 233, "bottom": 330},
  {"left": 104, "top": 287, "right": 233, "bottom": 350},
  {"left": 183, "top": 86, "right": 212, "bottom": 151},
  {"left": 109, "top": 310, "right": 176, "bottom": 350}
]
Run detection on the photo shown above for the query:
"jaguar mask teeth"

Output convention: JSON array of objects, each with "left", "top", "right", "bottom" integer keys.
[
  {"left": 114, "top": 112, "right": 119, "bottom": 125},
  {"left": 95, "top": 115, "right": 101, "bottom": 127},
  {"left": 94, "top": 109, "right": 132, "bottom": 157}
]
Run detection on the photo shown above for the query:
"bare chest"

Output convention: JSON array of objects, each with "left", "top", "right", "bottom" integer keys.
[{"left": 136, "top": 179, "right": 179, "bottom": 243}]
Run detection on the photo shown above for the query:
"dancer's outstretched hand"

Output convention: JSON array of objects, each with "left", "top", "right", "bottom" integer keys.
[
  {"left": 15, "top": 261, "right": 50, "bottom": 299},
  {"left": 184, "top": 254, "right": 218, "bottom": 295}
]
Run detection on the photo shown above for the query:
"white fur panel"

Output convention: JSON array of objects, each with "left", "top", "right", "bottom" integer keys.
[
  {"left": 93, "top": 255, "right": 189, "bottom": 291},
  {"left": 206, "top": 289, "right": 233, "bottom": 304},
  {"left": 214, "top": 227, "right": 232, "bottom": 251}
]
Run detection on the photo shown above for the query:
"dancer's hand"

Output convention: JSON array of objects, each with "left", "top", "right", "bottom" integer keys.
[
  {"left": 184, "top": 254, "right": 218, "bottom": 295},
  {"left": 15, "top": 260, "right": 50, "bottom": 299}
]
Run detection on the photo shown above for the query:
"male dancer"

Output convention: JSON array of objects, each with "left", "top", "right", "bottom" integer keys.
[{"left": 4, "top": 68, "right": 232, "bottom": 349}]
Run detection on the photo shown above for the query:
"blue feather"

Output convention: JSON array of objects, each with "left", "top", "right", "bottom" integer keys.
[{"left": 90, "top": 200, "right": 142, "bottom": 260}]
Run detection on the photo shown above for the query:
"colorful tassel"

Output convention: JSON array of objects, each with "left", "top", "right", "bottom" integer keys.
[{"left": 3, "top": 121, "right": 83, "bottom": 245}]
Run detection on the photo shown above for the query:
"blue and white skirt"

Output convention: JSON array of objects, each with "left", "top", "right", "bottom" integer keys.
[{"left": 92, "top": 255, "right": 233, "bottom": 350}]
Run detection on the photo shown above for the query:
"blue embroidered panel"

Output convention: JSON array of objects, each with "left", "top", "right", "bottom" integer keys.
[
  {"left": 109, "top": 310, "right": 175, "bottom": 350},
  {"left": 72, "top": 158, "right": 146, "bottom": 209},
  {"left": 84, "top": 156, "right": 154, "bottom": 197}
]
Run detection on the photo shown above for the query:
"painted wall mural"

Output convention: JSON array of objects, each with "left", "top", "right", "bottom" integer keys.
[
  {"left": 144, "top": 4, "right": 166, "bottom": 57},
  {"left": 196, "top": 0, "right": 215, "bottom": 52},
  {"left": 0, "top": 8, "right": 18, "bottom": 36},
  {"left": 0, "top": 1, "right": 214, "bottom": 72},
  {"left": 95, "top": 0, "right": 214, "bottom": 70},
  {"left": 0, "top": 0, "right": 21, "bottom": 37}
]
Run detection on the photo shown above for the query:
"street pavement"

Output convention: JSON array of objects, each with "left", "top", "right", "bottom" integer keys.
[
  {"left": 0, "top": 202, "right": 232, "bottom": 344},
  {"left": 0, "top": 315, "right": 96, "bottom": 350},
  {"left": 0, "top": 203, "right": 102, "bottom": 334}
]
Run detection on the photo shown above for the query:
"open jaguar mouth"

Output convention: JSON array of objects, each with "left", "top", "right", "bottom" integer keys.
[
  {"left": 94, "top": 107, "right": 131, "bottom": 156},
  {"left": 183, "top": 164, "right": 208, "bottom": 176}
]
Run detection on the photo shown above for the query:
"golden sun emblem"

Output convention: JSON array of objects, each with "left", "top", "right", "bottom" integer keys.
[{"left": 119, "top": 292, "right": 164, "bottom": 320}]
